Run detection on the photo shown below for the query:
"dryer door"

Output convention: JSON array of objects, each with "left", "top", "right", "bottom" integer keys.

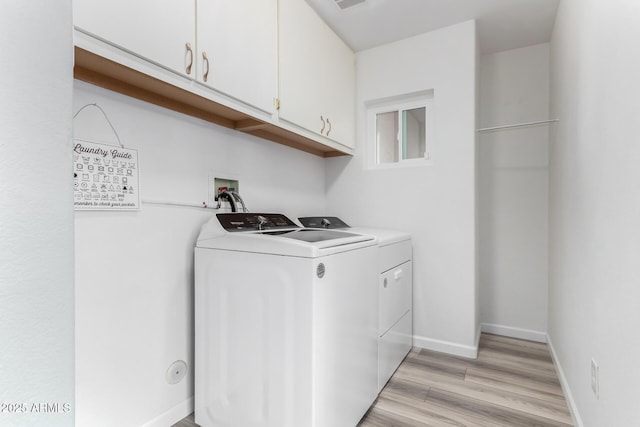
[{"left": 379, "top": 261, "right": 412, "bottom": 336}]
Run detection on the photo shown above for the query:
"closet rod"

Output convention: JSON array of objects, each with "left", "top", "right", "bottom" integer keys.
[{"left": 477, "top": 119, "right": 558, "bottom": 133}]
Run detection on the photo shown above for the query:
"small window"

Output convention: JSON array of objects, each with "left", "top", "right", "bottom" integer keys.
[{"left": 366, "top": 91, "right": 434, "bottom": 169}]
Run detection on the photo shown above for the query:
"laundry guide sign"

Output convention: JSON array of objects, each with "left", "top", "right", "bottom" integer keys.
[{"left": 73, "top": 139, "right": 140, "bottom": 211}]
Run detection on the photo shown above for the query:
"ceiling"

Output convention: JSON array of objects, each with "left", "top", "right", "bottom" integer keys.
[{"left": 305, "top": 0, "right": 561, "bottom": 54}]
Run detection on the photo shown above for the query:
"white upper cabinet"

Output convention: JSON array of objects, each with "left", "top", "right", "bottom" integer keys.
[
  {"left": 196, "top": 0, "right": 278, "bottom": 114},
  {"left": 73, "top": 0, "right": 354, "bottom": 156},
  {"left": 73, "top": 0, "right": 196, "bottom": 78},
  {"left": 278, "top": 0, "right": 356, "bottom": 148}
]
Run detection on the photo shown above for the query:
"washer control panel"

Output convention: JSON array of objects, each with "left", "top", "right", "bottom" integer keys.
[
  {"left": 217, "top": 213, "right": 298, "bottom": 232},
  {"left": 298, "top": 216, "right": 350, "bottom": 229}
]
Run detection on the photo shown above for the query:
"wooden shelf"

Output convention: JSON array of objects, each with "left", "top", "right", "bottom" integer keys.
[{"left": 73, "top": 47, "right": 351, "bottom": 158}]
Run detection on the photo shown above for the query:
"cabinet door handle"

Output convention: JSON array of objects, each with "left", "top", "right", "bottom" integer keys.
[
  {"left": 185, "top": 42, "right": 193, "bottom": 75},
  {"left": 202, "top": 51, "right": 210, "bottom": 82},
  {"left": 326, "top": 118, "right": 332, "bottom": 136},
  {"left": 320, "top": 115, "right": 326, "bottom": 134}
]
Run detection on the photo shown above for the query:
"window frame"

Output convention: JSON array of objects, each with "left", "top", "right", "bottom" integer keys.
[{"left": 365, "top": 91, "right": 435, "bottom": 170}]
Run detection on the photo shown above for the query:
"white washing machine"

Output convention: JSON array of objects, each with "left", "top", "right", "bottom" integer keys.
[
  {"left": 194, "top": 213, "right": 379, "bottom": 427},
  {"left": 298, "top": 217, "right": 413, "bottom": 392}
]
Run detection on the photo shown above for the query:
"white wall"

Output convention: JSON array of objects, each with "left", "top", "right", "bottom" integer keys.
[
  {"left": 73, "top": 81, "right": 327, "bottom": 426},
  {"left": 326, "top": 21, "right": 478, "bottom": 357},
  {"left": 478, "top": 44, "right": 549, "bottom": 341},
  {"left": 549, "top": 0, "right": 640, "bottom": 425},
  {"left": 0, "top": 2, "right": 75, "bottom": 427}
]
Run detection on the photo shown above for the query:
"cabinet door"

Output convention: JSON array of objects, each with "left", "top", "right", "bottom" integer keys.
[
  {"left": 197, "top": 0, "right": 277, "bottom": 114},
  {"left": 322, "top": 34, "right": 356, "bottom": 147},
  {"left": 278, "top": 0, "right": 355, "bottom": 148},
  {"left": 74, "top": 0, "right": 196, "bottom": 78}
]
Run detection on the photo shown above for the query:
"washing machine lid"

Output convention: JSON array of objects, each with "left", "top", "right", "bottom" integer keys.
[
  {"left": 264, "top": 228, "right": 363, "bottom": 243},
  {"left": 197, "top": 213, "right": 376, "bottom": 257}
]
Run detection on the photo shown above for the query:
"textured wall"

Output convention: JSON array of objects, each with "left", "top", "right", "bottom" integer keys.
[
  {"left": 549, "top": 0, "right": 640, "bottom": 425},
  {"left": 478, "top": 43, "right": 550, "bottom": 341},
  {"left": 0, "top": 2, "right": 75, "bottom": 427},
  {"left": 326, "top": 21, "right": 479, "bottom": 356},
  {"left": 73, "top": 81, "right": 327, "bottom": 426}
]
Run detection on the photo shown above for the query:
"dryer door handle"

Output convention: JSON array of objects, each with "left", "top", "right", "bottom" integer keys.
[{"left": 394, "top": 269, "right": 403, "bottom": 281}]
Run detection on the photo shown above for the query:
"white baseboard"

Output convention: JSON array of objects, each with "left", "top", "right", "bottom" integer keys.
[
  {"left": 413, "top": 324, "right": 545, "bottom": 359},
  {"left": 413, "top": 334, "right": 478, "bottom": 359},
  {"left": 481, "top": 323, "right": 547, "bottom": 343},
  {"left": 141, "top": 396, "right": 193, "bottom": 427},
  {"left": 547, "top": 335, "right": 584, "bottom": 427}
]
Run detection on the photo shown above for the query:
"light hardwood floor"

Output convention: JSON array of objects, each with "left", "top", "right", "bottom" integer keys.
[
  {"left": 358, "top": 333, "right": 572, "bottom": 426},
  {"left": 173, "top": 334, "right": 573, "bottom": 427}
]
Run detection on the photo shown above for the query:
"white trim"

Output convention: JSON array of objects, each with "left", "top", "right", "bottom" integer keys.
[
  {"left": 481, "top": 323, "right": 547, "bottom": 343},
  {"left": 547, "top": 335, "right": 585, "bottom": 427},
  {"left": 413, "top": 334, "right": 478, "bottom": 359},
  {"left": 140, "top": 396, "right": 193, "bottom": 427}
]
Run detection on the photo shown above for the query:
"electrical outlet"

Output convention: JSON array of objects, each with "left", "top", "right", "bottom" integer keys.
[{"left": 591, "top": 358, "right": 599, "bottom": 399}]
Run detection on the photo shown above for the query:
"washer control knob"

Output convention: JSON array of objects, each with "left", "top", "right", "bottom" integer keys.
[{"left": 256, "top": 215, "right": 268, "bottom": 230}]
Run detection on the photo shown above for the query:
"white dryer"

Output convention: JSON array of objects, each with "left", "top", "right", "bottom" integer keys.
[
  {"left": 298, "top": 217, "right": 413, "bottom": 392},
  {"left": 194, "top": 213, "right": 379, "bottom": 427}
]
